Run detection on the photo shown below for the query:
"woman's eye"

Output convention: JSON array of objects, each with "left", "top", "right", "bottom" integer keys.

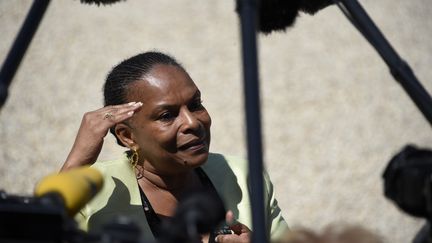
[
  {"left": 158, "top": 112, "right": 175, "bottom": 121},
  {"left": 190, "top": 99, "right": 204, "bottom": 111}
]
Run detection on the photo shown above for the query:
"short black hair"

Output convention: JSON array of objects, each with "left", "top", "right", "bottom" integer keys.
[{"left": 103, "top": 51, "right": 184, "bottom": 146}]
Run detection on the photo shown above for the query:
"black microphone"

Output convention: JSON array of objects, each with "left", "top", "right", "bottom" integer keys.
[
  {"left": 159, "top": 190, "right": 226, "bottom": 243},
  {"left": 82, "top": 0, "right": 332, "bottom": 34},
  {"left": 0, "top": 166, "right": 103, "bottom": 242},
  {"left": 383, "top": 145, "right": 432, "bottom": 219},
  {"left": 383, "top": 145, "right": 432, "bottom": 243}
]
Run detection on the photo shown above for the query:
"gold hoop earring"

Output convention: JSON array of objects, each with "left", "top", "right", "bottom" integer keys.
[
  {"left": 130, "top": 148, "right": 143, "bottom": 179},
  {"left": 130, "top": 148, "right": 139, "bottom": 168}
]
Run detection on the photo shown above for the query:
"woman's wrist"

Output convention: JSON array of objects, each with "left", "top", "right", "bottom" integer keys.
[{"left": 60, "top": 154, "right": 93, "bottom": 171}]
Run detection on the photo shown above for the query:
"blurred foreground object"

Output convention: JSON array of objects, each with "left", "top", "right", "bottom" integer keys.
[
  {"left": 384, "top": 145, "right": 432, "bottom": 219},
  {"left": 0, "top": 166, "right": 103, "bottom": 242},
  {"left": 159, "top": 190, "right": 226, "bottom": 243},
  {"left": 0, "top": 189, "right": 72, "bottom": 242},
  {"left": 1, "top": 170, "right": 227, "bottom": 243},
  {"left": 34, "top": 166, "right": 103, "bottom": 216},
  {"left": 384, "top": 145, "right": 432, "bottom": 243}
]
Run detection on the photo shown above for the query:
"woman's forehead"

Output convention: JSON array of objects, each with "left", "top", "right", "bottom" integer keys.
[
  {"left": 126, "top": 65, "right": 199, "bottom": 102},
  {"left": 147, "top": 64, "right": 195, "bottom": 88}
]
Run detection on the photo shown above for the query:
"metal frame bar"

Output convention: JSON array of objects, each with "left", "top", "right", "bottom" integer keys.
[
  {"left": 337, "top": 0, "right": 432, "bottom": 127},
  {"left": 0, "top": 0, "right": 51, "bottom": 108},
  {"left": 237, "top": 0, "right": 268, "bottom": 242}
]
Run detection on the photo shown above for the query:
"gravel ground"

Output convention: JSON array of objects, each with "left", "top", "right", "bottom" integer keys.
[{"left": 1, "top": 1, "right": 432, "bottom": 242}]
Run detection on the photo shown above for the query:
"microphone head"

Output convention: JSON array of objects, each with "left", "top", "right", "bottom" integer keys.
[
  {"left": 383, "top": 145, "right": 432, "bottom": 218},
  {"left": 159, "top": 190, "right": 226, "bottom": 243},
  {"left": 34, "top": 166, "right": 103, "bottom": 217},
  {"left": 255, "top": 0, "right": 335, "bottom": 34},
  {"left": 258, "top": 0, "right": 302, "bottom": 34},
  {"left": 175, "top": 190, "right": 226, "bottom": 233}
]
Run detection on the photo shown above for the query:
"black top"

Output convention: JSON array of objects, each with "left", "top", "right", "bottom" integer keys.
[{"left": 137, "top": 167, "right": 221, "bottom": 240}]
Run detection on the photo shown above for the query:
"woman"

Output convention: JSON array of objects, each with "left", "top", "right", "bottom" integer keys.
[{"left": 61, "top": 51, "right": 288, "bottom": 242}]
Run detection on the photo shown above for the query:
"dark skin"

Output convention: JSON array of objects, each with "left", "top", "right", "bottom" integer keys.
[
  {"left": 116, "top": 64, "right": 212, "bottom": 217},
  {"left": 61, "top": 64, "right": 250, "bottom": 243}
]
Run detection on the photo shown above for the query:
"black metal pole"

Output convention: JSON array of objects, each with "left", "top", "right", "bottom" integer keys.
[
  {"left": 236, "top": 0, "right": 268, "bottom": 242},
  {"left": 337, "top": 0, "right": 432, "bottom": 127},
  {"left": 0, "top": 0, "right": 51, "bottom": 108}
]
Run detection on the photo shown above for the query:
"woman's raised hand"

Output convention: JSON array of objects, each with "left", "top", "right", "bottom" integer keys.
[{"left": 61, "top": 102, "right": 142, "bottom": 171}]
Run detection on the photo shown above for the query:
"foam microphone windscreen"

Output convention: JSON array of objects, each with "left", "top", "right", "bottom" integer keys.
[
  {"left": 34, "top": 166, "right": 103, "bottom": 216},
  {"left": 259, "top": 0, "right": 302, "bottom": 34},
  {"left": 254, "top": 0, "right": 335, "bottom": 34},
  {"left": 159, "top": 190, "right": 226, "bottom": 243}
]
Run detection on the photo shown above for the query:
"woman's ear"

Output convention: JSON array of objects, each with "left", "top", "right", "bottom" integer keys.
[{"left": 114, "top": 123, "right": 137, "bottom": 149}]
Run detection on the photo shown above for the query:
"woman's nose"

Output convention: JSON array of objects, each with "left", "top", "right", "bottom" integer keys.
[{"left": 180, "top": 108, "right": 200, "bottom": 133}]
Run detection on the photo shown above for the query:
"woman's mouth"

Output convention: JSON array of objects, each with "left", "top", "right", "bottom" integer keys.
[{"left": 178, "top": 137, "right": 206, "bottom": 151}]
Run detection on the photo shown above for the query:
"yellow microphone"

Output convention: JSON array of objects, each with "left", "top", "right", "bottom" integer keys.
[{"left": 34, "top": 166, "right": 103, "bottom": 217}]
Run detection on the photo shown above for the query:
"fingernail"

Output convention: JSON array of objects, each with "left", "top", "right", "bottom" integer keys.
[
  {"left": 127, "top": 111, "right": 134, "bottom": 116},
  {"left": 134, "top": 102, "right": 143, "bottom": 107},
  {"left": 128, "top": 102, "right": 136, "bottom": 105},
  {"left": 214, "top": 237, "right": 218, "bottom": 243}
]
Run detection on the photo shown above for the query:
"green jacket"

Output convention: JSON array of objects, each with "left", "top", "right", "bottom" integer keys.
[{"left": 76, "top": 153, "right": 288, "bottom": 241}]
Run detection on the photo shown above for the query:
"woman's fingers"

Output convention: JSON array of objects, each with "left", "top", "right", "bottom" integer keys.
[
  {"left": 97, "top": 101, "right": 143, "bottom": 126},
  {"left": 215, "top": 228, "right": 251, "bottom": 243},
  {"left": 214, "top": 211, "right": 251, "bottom": 243},
  {"left": 225, "top": 210, "right": 235, "bottom": 225},
  {"left": 81, "top": 101, "right": 143, "bottom": 141},
  {"left": 61, "top": 102, "right": 142, "bottom": 171},
  {"left": 84, "top": 102, "right": 143, "bottom": 137}
]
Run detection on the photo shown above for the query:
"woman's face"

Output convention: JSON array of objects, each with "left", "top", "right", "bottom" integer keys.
[{"left": 125, "top": 64, "right": 211, "bottom": 175}]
